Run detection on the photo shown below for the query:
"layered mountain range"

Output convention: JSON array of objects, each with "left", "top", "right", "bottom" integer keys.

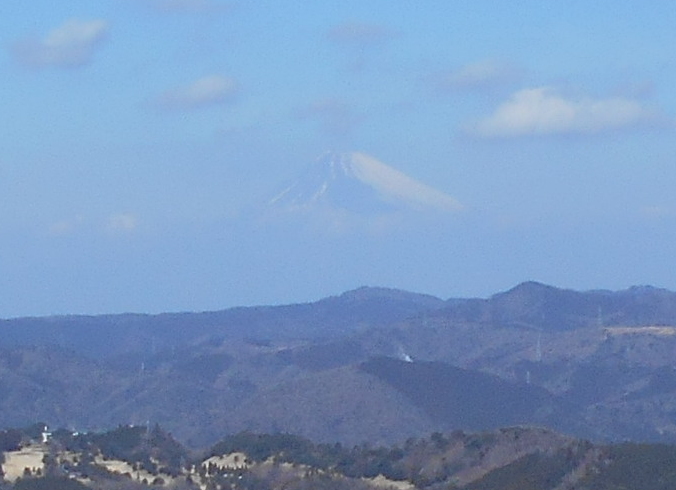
[{"left": 2, "top": 282, "right": 676, "bottom": 447}]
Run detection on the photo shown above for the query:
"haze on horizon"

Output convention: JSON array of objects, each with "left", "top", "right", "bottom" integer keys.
[{"left": 2, "top": 1, "right": 676, "bottom": 318}]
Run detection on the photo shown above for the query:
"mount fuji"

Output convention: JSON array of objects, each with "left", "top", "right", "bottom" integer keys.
[{"left": 268, "top": 152, "right": 463, "bottom": 216}]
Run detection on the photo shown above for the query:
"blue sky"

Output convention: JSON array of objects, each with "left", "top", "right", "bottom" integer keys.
[{"left": 2, "top": 1, "right": 676, "bottom": 317}]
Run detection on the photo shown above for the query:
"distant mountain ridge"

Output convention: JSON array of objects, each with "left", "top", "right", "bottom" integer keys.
[
  {"left": 0, "top": 286, "right": 445, "bottom": 358},
  {"left": 434, "top": 281, "right": 676, "bottom": 331},
  {"left": 3, "top": 281, "right": 676, "bottom": 446},
  {"left": 3, "top": 281, "right": 676, "bottom": 357}
]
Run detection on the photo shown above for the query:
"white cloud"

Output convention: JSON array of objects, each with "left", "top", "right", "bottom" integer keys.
[
  {"left": 435, "top": 60, "right": 516, "bottom": 92},
  {"left": 155, "top": 75, "right": 238, "bottom": 110},
  {"left": 12, "top": 19, "right": 108, "bottom": 69},
  {"left": 106, "top": 214, "right": 138, "bottom": 233},
  {"left": 473, "top": 87, "right": 657, "bottom": 137}
]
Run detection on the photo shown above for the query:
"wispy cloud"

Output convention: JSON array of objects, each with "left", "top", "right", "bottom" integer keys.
[
  {"left": 155, "top": 75, "right": 238, "bottom": 110},
  {"left": 106, "top": 214, "right": 138, "bottom": 234},
  {"left": 327, "top": 22, "right": 396, "bottom": 46},
  {"left": 48, "top": 214, "right": 139, "bottom": 235},
  {"left": 298, "top": 98, "right": 363, "bottom": 136},
  {"left": 11, "top": 19, "right": 108, "bottom": 69},
  {"left": 142, "top": 0, "right": 233, "bottom": 14},
  {"left": 48, "top": 216, "right": 85, "bottom": 236},
  {"left": 639, "top": 205, "right": 674, "bottom": 221},
  {"left": 471, "top": 87, "right": 659, "bottom": 137},
  {"left": 434, "top": 60, "right": 518, "bottom": 92},
  {"left": 327, "top": 21, "right": 396, "bottom": 71}
]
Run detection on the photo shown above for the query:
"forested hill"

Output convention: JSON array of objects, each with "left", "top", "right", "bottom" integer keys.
[{"left": 3, "top": 424, "right": 676, "bottom": 490}]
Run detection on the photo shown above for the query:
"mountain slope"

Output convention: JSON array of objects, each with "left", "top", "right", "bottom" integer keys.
[
  {"left": 359, "top": 357, "right": 584, "bottom": 436},
  {"left": 223, "top": 365, "right": 438, "bottom": 445},
  {"left": 269, "top": 151, "right": 463, "bottom": 214}
]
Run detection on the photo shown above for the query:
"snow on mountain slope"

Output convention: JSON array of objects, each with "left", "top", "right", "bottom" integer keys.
[{"left": 269, "top": 152, "right": 463, "bottom": 215}]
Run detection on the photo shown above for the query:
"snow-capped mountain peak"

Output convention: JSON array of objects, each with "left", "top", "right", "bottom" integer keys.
[{"left": 269, "top": 152, "right": 463, "bottom": 214}]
